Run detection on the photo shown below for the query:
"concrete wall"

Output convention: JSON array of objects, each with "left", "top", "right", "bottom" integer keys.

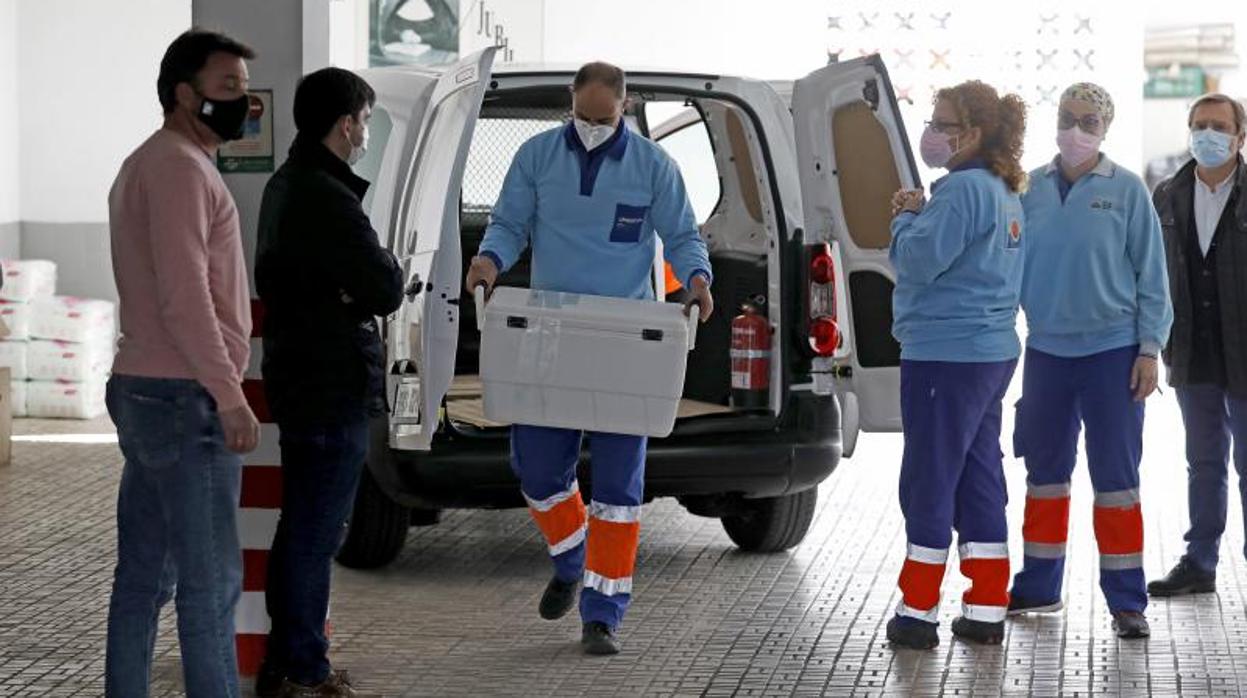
[
  {"left": 193, "top": 0, "right": 307, "bottom": 280},
  {"left": 6, "top": 0, "right": 190, "bottom": 304},
  {"left": 0, "top": 0, "right": 19, "bottom": 257}
]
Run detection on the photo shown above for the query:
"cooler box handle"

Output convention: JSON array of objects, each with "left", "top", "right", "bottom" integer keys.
[
  {"left": 686, "top": 302, "right": 699, "bottom": 352},
  {"left": 474, "top": 285, "right": 486, "bottom": 333}
]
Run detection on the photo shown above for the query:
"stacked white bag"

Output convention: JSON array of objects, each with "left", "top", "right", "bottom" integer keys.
[
  {"left": 26, "top": 295, "right": 115, "bottom": 419},
  {"left": 0, "top": 260, "right": 58, "bottom": 416}
]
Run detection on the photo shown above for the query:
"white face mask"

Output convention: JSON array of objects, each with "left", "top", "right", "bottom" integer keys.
[
  {"left": 348, "top": 124, "right": 369, "bottom": 166},
  {"left": 574, "top": 118, "right": 615, "bottom": 151}
]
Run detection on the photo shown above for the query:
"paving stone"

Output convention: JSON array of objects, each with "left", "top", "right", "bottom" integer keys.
[{"left": 2, "top": 388, "right": 1245, "bottom": 696}]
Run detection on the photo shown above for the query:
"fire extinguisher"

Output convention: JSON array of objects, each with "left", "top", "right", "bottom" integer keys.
[{"left": 730, "top": 304, "right": 771, "bottom": 409}]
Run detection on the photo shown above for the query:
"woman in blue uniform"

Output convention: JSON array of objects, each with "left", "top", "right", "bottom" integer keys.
[
  {"left": 886, "top": 80, "right": 1028, "bottom": 650},
  {"left": 1007, "top": 83, "right": 1172, "bottom": 640}
]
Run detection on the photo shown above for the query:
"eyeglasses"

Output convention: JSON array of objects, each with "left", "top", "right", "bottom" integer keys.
[
  {"left": 924, "top": 119, "right": 964, "bottom": 134},
  {"left": 1058, "top": 111, "right": 1103, "bottom": 133},
  {"left": 1191, "top": 121, "right": 1236, "bottom": 135}
]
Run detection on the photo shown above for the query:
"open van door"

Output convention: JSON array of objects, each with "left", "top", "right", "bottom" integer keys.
[
  {"left": 383, "top": 48, "right": 496, "bottom": 451},
  {"left": 791, "top": 55, "right": 917, "bottom": 455}
]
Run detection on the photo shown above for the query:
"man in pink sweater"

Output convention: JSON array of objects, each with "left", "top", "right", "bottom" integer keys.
[{"left": 105, "top": 30, "right": 260, "bottom": 697}]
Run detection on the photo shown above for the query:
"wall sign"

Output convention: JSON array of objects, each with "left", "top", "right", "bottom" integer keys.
[{"left": 218, "top": 90, "right": 275, "bottom": 174}]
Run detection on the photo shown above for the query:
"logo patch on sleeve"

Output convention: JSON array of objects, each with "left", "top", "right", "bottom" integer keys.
[{"left": 1006, "top": 218, "right": 1022, "bottom": 249}]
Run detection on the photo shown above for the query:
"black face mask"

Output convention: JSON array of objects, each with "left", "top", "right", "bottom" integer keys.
[{"left": 195, "top": 91, "right": 250, "bottom": 142}]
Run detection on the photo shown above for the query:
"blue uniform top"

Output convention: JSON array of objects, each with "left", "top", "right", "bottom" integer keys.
[
  {"left": 1019, "top": 155, "right": 1173, "bottom": 358},
  {"left": 479, "top": 121, "right": 711, "bottom": 300},
  {"left": 889, "top": 161, "right": 1025, "bottom": 363}
]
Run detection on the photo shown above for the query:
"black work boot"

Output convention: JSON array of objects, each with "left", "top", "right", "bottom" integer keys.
[
  {"left": 1006, "top": 594, "right": 1064, "bottom": 616},
  {"left": 255, "top": 661, "right": 286, "bottom": 698},
  {"left": 1111, "top": 611, "right": 1150, "bottom": 639},
  {"left": 539, "top": 575, "right": 579, "bottom": 620},
  {"left": 886, "top": 615, "right": 939, "bottom": 650},
  {"left": 1148, "top": 558, "right": 1216, "bottom": 597},
  {"left": 581, "top": 621, "right": 621, "bottom": 655},
  {"left": 951, "top": 617, "right": 1005, "bottom": 645}
]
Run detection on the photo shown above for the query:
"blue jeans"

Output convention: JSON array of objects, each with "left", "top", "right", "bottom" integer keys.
[
  {"left": 104, "top": 375, "right": 243, "bottom": 698},
  {"left": 1177, "top": 384, "right": 1247, "bottom": 572},
  {"left": 264, "top": 417, "right": 368, "bottom": 684}
]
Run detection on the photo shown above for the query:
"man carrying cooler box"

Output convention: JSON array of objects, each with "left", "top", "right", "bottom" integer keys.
[{"left": 464, "top": 61, "right": 713, "bottom": 655}]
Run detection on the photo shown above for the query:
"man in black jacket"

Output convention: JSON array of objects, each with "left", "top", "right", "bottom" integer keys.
[
  {"left": 1148, "top": 93, "right": 1247, "bottom": 599},
  {"left": 254, "top": 67, "right": 403, "bottom": 697}
]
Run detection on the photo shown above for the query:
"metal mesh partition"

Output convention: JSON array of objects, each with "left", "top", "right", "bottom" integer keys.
[{"left": 462, "top": 107, "right": 568, "bottom": 213}]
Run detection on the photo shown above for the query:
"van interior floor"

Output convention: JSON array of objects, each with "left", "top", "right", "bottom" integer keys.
[{"left": 446, "top": 375, "right": 735, "bottom": 428}]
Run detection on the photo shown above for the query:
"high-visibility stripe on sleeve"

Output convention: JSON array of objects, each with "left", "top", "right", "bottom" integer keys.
[{"left": 525, "top": 483, "right": 588, "bottom": 556}]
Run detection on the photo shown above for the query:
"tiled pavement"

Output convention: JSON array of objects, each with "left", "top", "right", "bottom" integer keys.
[{"left": 3, "top": 389, "right": 1247, "bottom": 696}]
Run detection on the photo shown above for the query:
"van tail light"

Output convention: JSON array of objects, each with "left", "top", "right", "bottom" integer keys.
[
  {"left": 806, "top": 242, "right": 841, "bottom": 357},
  {"left": 809, "top": 316, "right": 840, "bottom": 356}
]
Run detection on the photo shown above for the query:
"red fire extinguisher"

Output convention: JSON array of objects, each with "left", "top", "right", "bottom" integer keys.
[{"left": 730, "top": 304, "right": 771, "bottom": 409}]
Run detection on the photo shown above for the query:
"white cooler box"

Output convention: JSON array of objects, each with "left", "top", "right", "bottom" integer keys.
[{"left": 477, "top": 287, "right": 698, "bottom": 438}]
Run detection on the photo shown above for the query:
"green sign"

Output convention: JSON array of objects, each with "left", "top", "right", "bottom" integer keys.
[{"left": 1145, "top": 67, "right": 1206, "bottom": 99}]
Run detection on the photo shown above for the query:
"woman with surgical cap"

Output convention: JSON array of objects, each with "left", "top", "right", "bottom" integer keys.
[{"left": 1007, "top": 82, "right": 1173, "bottom": 639}]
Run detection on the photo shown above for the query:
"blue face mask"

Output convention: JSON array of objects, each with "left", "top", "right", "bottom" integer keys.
[{"left": 1189, "top": 128, "right": 1236, "bottom": 168}]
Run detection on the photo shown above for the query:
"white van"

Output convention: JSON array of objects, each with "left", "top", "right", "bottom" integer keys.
[{"left": 337, "top": 47, "right": 914, "bottom": 568}]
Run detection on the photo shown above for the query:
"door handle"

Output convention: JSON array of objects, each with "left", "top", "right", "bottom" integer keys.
[{"left": 404, "top": 274, "right": 423, "bottom": 302}]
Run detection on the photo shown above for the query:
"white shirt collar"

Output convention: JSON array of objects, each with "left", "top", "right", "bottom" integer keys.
[{"left": 1196, "top": 165, "right": 1237, "bottom": 195}]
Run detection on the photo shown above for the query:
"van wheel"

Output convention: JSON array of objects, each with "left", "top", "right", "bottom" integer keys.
[
  {"left": 336, "top": 468, "right": 410, "bottom": 569},
  {"left": 720, "top": 489, "right": 817, "bottom": 552}
]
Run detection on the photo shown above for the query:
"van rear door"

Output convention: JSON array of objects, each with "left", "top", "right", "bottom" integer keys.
[
  {"left": 791, "top": 55, "right": 917, "bottom": 454},
  {"left": 369, "top": 48, "right": 496, "bottom": 451}
]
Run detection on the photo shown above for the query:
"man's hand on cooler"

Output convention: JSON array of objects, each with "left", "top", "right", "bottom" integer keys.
[
  {"left": 684, "top": 273, "right": 714, "bottom": 323},
  {"left": 465, "top": 255, "right": 500, "bottom": 298}
]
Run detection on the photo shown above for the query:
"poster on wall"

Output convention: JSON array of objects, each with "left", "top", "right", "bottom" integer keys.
[
  {"left": 217, "top": 90, "right": 274, "bottom": 174},
  {"left": 370, "top": 0, "right": 460, "bottom": 66}
]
